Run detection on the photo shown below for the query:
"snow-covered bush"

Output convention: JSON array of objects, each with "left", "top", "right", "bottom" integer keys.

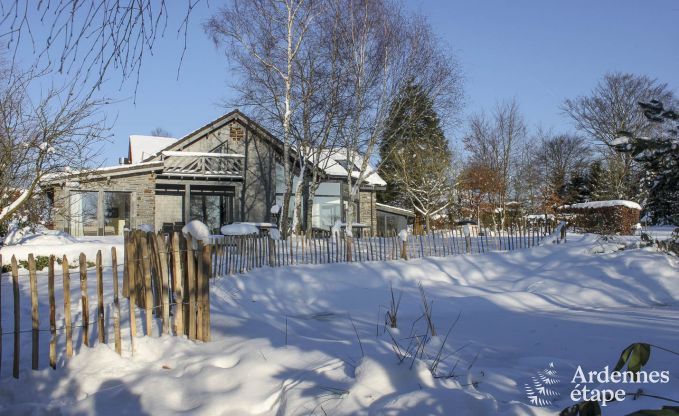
[
  {"left": 182, "top": 220, "right": 210, "bottom": 249},
  {"left": 220, "top": 223, "right": 259, "bottom": 236}
]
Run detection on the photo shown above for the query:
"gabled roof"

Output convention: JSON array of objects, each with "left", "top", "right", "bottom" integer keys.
[
  {"left": 129, "top": 135, "right": 178, "bottom": 163},
  {"left": 317, "top": 148, "right": 386, "bottom": 187},
  {"left": 141, "top": 110, "right": 386, "bottom": 187},
  {"left": 142, "top": 110, "right": 284, "bottom": 162}
]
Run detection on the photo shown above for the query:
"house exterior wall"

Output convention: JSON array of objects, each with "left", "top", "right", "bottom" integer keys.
[
  {"left": 359, "top": 190, "right": 377, "bottom": 236},
  {"left": 155, "top": 194, "right": 183, "bottom": 231},
  {"left": 51, "top": 170, "right": 156, "bottom": 233},
  {"left": 175, "top": 119, "right": 276, "bottom": 223}
]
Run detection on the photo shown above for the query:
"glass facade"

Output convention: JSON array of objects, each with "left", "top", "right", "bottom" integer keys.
[
  {"left": 312, "top": 182, "right": 342, "bottom": 230},
  {"left": 104, "top": 192, "right": 131, "bottom": 235},
  {"left": 69, "top": 191, "right": 98, "bottom": 236},
  {"left": 70, "top": 191, "right": 131, "bottom": 236},
  {"left": 189, "top": 193, "right": 234, "bottom": 235}
]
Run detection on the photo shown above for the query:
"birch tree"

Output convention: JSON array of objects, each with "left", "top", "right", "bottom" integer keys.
[
  {"left": 289, "top": 5, "right": 347, "bottom": 234},
  {"left": 334, "top": 0, "right": 462, "bottom": 233},
  {"left": 206, "top": 0, "right": 316, "bottom": 237}
]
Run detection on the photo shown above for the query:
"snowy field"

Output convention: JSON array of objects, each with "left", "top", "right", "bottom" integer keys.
[{"left": 1, "top": 233, "right": 678, "bottom": 415}]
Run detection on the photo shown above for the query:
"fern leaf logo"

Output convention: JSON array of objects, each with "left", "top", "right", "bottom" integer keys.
[{"left": 524, "top": 362, "right": 562, "bottom": 407}]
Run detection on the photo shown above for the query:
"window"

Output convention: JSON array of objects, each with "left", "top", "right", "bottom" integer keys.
[
  {"left": 104, "top": 192, "right": 131, "bottom": 235},
  {"left": 312, "top": 197, "right": 341, "bottom": 230},
  {"left": 189, "top": 189, "right": 234, "bottom": 234},
  {"left": 69, "top": 191, "right": 98, "bottom": 236},
  {"left": 312, "top": 182, "right": 342, "bottom": 230}
]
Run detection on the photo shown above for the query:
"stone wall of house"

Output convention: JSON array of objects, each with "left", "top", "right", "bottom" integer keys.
[
  {"left": 359, "top": 191, "right": 377, "bottom": 236},
  {"left": 155, "top": 194, "right": 183, "bottom": 231},
  {"left": 51, "top": 170, "right": 156, "bottom": 233}
]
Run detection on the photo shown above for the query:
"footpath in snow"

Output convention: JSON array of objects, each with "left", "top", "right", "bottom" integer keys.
[{"left": 1, "top": 233, "right": 678, "bottom": 415}]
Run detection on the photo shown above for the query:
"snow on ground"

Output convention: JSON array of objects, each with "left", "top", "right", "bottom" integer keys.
[
  {"left": 0, "top": 230, "right": 123, "bottom": 267},
  {"left": 1, "top": 234, "right": 678, "bottom": 415},
  {"left": 640, "top": 225, "right": 677, "bottom": 242}
]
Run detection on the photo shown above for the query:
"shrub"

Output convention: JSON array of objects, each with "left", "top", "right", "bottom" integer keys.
[{"left": 560, "top": 205, "right": 640, "bottom": 235}]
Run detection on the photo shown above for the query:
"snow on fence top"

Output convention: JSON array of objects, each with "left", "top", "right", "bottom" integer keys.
[
  {"left": 561, "top": 200, "right": 642, "bottom": 210},
  {"left": 220, "top": 223, "right": 259, "bottom": 236}
]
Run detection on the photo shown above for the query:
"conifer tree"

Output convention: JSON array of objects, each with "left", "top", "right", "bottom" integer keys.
[
  {"left": 379, "top": 80, "right": 452, "bottom": 220},
  {"left": 614, "top": 100, "right": 679, "bottom": 224}
]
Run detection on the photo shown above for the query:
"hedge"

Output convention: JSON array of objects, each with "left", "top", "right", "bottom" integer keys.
[{"left": 560, "top": 205, "right": 640, "bottom": 235}]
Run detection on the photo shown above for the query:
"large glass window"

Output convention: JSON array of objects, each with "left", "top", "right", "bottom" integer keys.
[
  {"left": 312, "top": 182, "right": 342, "bottom": 230},
  {"left": 69, "top": 191, "right": 98, "bottom": 236},
  {"left": 312, "top": 196, "right": 341, "bottom": 230},
  {"left": 104, "top": 192, "right": 131, "bottom": 236},
  {"left": 190, "top": 193, "right": 234, "bottom": 235}
]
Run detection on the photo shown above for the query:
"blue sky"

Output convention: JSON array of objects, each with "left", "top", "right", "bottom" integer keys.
[{"left": 18, "top": 1, "right": 679, "bottom": 165}]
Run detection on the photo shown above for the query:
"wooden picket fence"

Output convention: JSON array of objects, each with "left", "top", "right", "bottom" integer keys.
[
  {"left": 0, "top": 230, "right": 212, "bottom": 379},
  {"left": 211, "top": 220, "right": 566, "bottom": 276}
]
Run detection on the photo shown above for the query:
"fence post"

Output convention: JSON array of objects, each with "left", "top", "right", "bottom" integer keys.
[
  {"left": 156, "top": 233, "right": 171, "bottom": 335},
  {"left": 96, "top": 250, "right": 105, "bottom": 344},
  {"left": 111, "top": 247, "right": 122, "bottom": 355},
  {"left": 12, "top": 256, "right": 20, "bottom": 378},
  {"left": 48, "top": 255, "right": 57, "bottom": 369},
  {"left": 28, "top": 254, "right": 39, "bottom": 370},
  {"left": 186, "top": 235, "right": 197, "bottom": 340},
  {"left": 401, "top": 234, "right": 408, "bottom": 260},
  {"left": 201, "top": 243, "right": 211, "bottom": 342},
  {"left": 123, "top": 230, "right": 130, "bottom": 298},
  {"left": 171, "top": 232, "right": 184, "bottom": 336},
  {"left": 196, "top": 241, "right": 205, "bottom": 341},
  {"left": 140, "top": 233, "right": 153, "bottom": 336},
  {"left": 126, "top": 234, "right": 137, "bottom": 353},
  {"left": 345, "top": 236, "right": 353, "bottom": 262},
  {"left": 79, "top": 253, "right": 90, "bottom": 348},
  {"left": 62, "top": 256, "right": 73, "bottom": 358}
]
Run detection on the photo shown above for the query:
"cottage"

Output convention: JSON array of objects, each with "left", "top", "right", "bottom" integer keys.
[{"left": 44, "top": 110, "right": 409, "bottom": 237}]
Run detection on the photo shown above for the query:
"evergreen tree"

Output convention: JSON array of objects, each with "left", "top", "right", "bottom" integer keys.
[
  {"left": 614, "top": 100, "right": 679, "bottom": 224},
  {"left": 584, "top": 160, "right": 605, "bottom": 201},
  {"left": 379, "top": 80, "right": 451, "bottom": 209},
  {"left": 564, "top": 172, "right": 589, "bottom": 204}
]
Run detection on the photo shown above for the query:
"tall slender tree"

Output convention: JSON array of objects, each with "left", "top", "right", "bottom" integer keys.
[{"left": 378, "top": 80, "right": 453, "bottom": 228}]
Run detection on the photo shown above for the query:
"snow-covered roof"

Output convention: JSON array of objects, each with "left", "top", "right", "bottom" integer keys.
[
  {"left": 129, "top": 135, "right": 178, "bottom": 163},
  {"left": 375, "top": 203, "right": 415, "bottom": 217},
  {"left": 561, "top": 200, "right": 642, "bottom": 210},
  {"left": 316, "top": 149, "right": 386, "bottom": 187}
]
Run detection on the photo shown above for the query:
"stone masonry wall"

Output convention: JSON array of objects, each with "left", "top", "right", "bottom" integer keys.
[
  {"left": 51, "top": 170, "right": 156, "bottom": 233},
  {"left": 359, "top": 190, "right": 377, "bottom": 236}
]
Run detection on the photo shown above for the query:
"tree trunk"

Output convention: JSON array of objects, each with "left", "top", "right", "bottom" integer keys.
[
  {"left": 305, "top": 183, "right": 318, "bottom": 236},
  {"left": 292, "top": 164, "right": 306, "bottom": 235}
]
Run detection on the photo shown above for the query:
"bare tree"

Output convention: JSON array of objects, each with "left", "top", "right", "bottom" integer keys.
[
  {"left": 390, "top": 141, "right": 453, "bottom": 230},
  {"left": 0, "top": 67, "right": 107, "bottom": 225},
  {"left": 463, "top": 99, "right": 526, "bottom": 228},
  {"left": 206, "top": 0, "right": 317, "bottom": 237},
  {"left": 150, "top": 127, "right": 173, "bottom": 137},
  {"left": 1, "top": 1, "right": 199, "bottom": 93},
  {"left": 334, "top": 0, "right": 462, "bottom": 233},
  {"left": 534, "top": 132, "right": 592, "bottom": 204},
  {"left": 562, "top": 72, "right": 675, "bottom": 200},
  {"left": 289, "top": 5, "right": 348, "bottom": 234}
]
